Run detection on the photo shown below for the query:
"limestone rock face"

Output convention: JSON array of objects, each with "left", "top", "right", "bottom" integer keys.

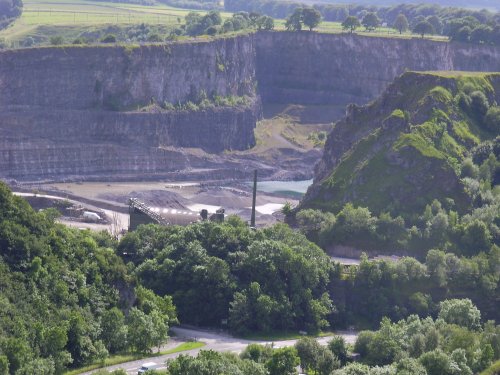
[
  {"left": 256, "top": 32, "right": 500, "bottom": 107},
  {"left": 2, "top": 32, "right": 500, "bottom": 181},
  {"left": 0, "top": 37, "right": 259, "bottom": 181},
  {"left": 0, "top": 36, "right": 256, "bottom": 110},
  {"left": 0, "top": 101, "right": 260, "bottom": 180}
]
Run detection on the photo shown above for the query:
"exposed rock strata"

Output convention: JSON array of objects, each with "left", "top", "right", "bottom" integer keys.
[
  {"left": 2, "top": 32, "right": 500, "bottom": 181},
  {"left": 255, "top": 32, "right": 500, "bottom": 106}
]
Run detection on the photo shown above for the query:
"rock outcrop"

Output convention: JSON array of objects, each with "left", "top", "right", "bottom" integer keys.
[{"left": 301, "top": 71, "right": 500, "bottom": 215}]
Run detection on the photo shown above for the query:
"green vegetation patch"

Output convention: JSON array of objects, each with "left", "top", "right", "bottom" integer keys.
[
  {"left": 394, "top": 128, "right": 446, "bottom": 160},
  {"left": 452, "top": 121, "right": 480, "bottom": 145},
  {"left": 480, "top": 359, "right": 500, "bottom": 375},
  {"left": 429, "top": 86, "right": 453, "bottom": 103},
  {"left": 325, "top": 130, "right": 381, "bottom": 190},
  {"left": 457, "top": 74, "right": 494, "bottom": 94},
  {"left": 388, "top": 109, "right": 405, "bottom": 120},
  {"left": 394, "top": 116, "right": 467, "bottom": 169}
]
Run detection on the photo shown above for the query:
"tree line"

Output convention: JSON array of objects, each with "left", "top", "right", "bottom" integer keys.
[
  {"left": 180, "top": 10, "right": 273, "bottom": 37},
  {"left": 120, "top": 219, "right": 335, "bottom": 335},
  {"left": 225, "top": 0, "right": 500, "bottom": 44},
  {"left": 99, "top": 299, "right": 500, "bottom": 375},
  {"left": 0, "top": 0, "right": 22, "bottom": 30}
]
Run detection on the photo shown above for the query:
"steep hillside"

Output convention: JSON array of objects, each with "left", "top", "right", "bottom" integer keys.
[
  {"left": 302, "top": 71, "right": 500, "bottom": 216},
  {"left": 0, "top": 182, "right": 178, "bottom": 374}
]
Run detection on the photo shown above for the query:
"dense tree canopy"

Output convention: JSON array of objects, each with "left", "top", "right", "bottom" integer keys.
[
  {"left": 0, "top": 183, "right": 176, "bottom": 374},
  {"left": 345, "top": 303, "right": 499, "bottom": 375},
  {"left": 122, "top": 219, "right": 336, "bottom": 334},
  {"left": 362, "top": 12, "right": 380, "bottom": 31}
]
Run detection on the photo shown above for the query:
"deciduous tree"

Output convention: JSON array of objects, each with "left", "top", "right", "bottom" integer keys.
[
  {"left": 394, "top": 13, "right": 409, "bottom": 34},
  {"left": 342, "top": 16, "right": 360, "bottom": 33},
  {"left": 414, "top": 21, "right": 434, "bottom": 38}
]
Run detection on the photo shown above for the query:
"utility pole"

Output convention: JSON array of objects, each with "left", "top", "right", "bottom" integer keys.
[{"left": 250, "top": 169, "right": 257, "bottom": 228}]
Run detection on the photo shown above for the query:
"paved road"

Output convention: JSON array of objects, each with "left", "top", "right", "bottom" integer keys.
[{"left": 84, "top": 326, "right": 358, "bottom": 374}]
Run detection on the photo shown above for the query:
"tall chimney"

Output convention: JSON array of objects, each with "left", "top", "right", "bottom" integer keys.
[{"left": 251, "top": 169, "right": 257, "bottom": 228}]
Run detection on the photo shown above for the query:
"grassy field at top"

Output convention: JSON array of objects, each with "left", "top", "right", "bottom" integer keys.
[
  {"left": 0, "top": 0, "right": 232, "bottom": 44},
  {"left": 0, "top": 0, "right": 448, "bottom": 45},
  {"left": 21, "top": 0, "right": 232, "bottom": 24}
]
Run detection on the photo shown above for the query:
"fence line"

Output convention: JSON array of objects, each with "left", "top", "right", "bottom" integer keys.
[{"left": 21, "top": 9, "right": 183, "bottom": 24}]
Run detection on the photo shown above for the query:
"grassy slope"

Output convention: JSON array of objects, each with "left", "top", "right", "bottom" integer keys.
[
  {"left": 248, "top": 104, "right": 335, "bottom": 154},
  {"left": 306, "top": 71, "right": 499, "bottom": 215},
  {"left": 0, "top": 0, "right": 233, "bottom": 44},
  {"left": 480, "top": 360, "right": 500, "bottom": 375}
]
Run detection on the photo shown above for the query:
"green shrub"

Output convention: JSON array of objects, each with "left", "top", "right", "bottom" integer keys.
[
  {"left": 484, "top": 106, "right": 500, "bottom": 134},
  {"left": 206, "top": 25, "right": 219, "bottom": 35},
  {"left": 308, "top": 131, "right": 328, "bottom": 147},
  {"left": 183, "top": 101, "right": 199, "bottom": 111},
  {"left": 430, "top": 86, "right": 453, "bottom": 103},
  {"left": 199, "top": 98, "right": 214, "bottom": 109},
  {"left": 470, "top": 91, "right": 490, "bottom": 117},
  {"left": 162, "top": 102, "right": 176, "bottom": 111},
  {"left": 457, "top": 92, "right": 472, "bottom": 111},
  {"left": 22, "top": 37, "right": 35, "bottom": 47},
  {"left": 223, "top": 19, "right": 234, "bottom": 32},
  {"left": 147, "top": 33, "right": 162, "bottom": 42},
  {"left": 101, "top": 34, "right": 117, "bottom": 43},
  {"left": 354, "top": 331, "right": 375, "bottom": 357},
  {"left": 72, "top": 37, "right": 86, "bottom": 45},
  {"left": 461, "top": 82, "right": 477, "bottom": 95},
  {"left": 461, "top": 158, "right": 479, "bottom": 178},
  {"left": 49, "top": 36, "right": 64, "bottom": 46}
]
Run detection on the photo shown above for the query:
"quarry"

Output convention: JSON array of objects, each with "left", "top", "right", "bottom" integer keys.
[
  {"left": 2, "top": 31, "right": 500, "bottom": 183},
  {"left": 2, "top": 30, "right": 500, "bottom": 229},
  {"left": 1, "top": 4, "right": 500, "bottom": 371}
]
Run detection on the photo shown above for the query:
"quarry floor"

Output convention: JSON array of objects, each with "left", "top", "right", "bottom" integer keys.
[
  {"left": 11, "top": 104, "right": 335, "bottom": 231},
  {"left": 38, "top": 179, "right": 303, "bottom": 229}
]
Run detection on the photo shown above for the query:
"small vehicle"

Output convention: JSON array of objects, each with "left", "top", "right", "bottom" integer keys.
[
  {"left": 138, "top": 362, "right": 159, "bottom": 374},
  {"left": 83, "top": 211, "right": 101, "bottom": 222}
]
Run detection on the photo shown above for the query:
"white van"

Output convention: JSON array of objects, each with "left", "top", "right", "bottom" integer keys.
[
  {"left": 137, "top": 362, "right": 159, "bottom": 374},
  {"left": 83, "top": 211, "right": 101, "bottom": 222}
]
